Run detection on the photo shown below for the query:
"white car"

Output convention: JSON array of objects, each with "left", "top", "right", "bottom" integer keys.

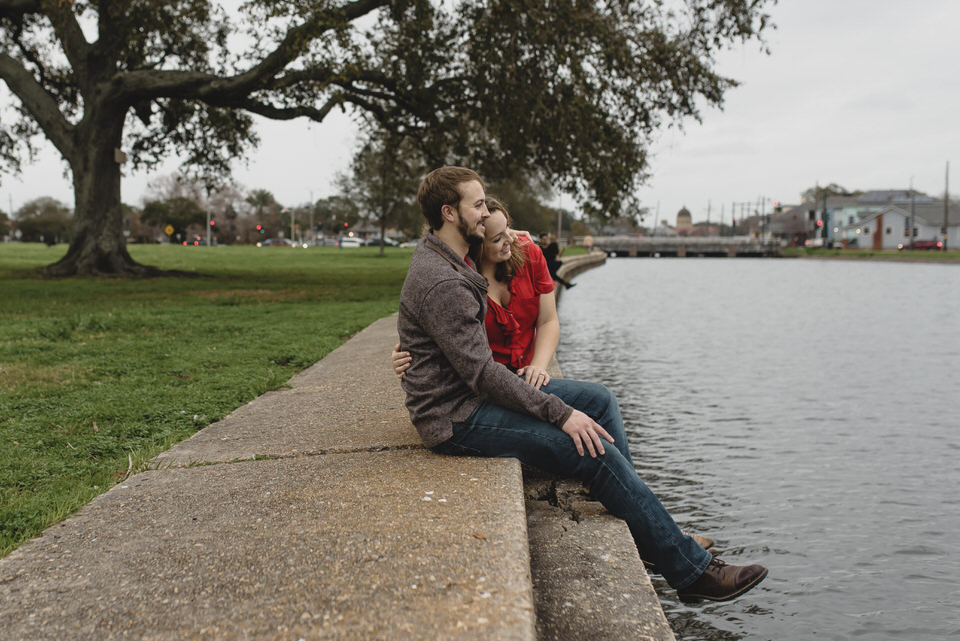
[{"left": 338, "top": 237, "right": 362, "bottom": 248}]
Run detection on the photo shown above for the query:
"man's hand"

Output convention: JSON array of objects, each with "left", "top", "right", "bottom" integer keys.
[
  {"left": 517, "top": 365, "right": 550, "bottom": 389},
  {"left": 561, "top": 410, "right": 614, "bottom": 457},
  {"left": 392, "top": 343, "right": 411, "bottom": 379}
]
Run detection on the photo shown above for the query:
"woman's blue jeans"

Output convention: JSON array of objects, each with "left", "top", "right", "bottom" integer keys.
[{"left": 432, "top": 378, "right": 711, "bottom": 589}]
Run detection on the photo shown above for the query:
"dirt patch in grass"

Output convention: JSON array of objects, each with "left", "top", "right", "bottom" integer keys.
[{"left": 0, "top": 362, "right": 87, "bottom": 388}]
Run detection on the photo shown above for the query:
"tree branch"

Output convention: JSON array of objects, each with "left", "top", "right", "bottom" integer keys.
[
  {"left": 0, "top": 52, "right": 75, "bottom": 159},
  {"left": 239, "top": 95, "right": 343, "bottom": 123},
  {"left": 43, "top": 2, "right": 93, "bottom": 80},
  {"left": 122, "top": 0, "right": 389, "bottom": 105},
  {"left": 272, "top": 66, "right": 396, "bottom": 92}
]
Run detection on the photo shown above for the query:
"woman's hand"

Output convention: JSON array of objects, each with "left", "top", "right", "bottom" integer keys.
[
  {"left": 392, "top": 343, "right": 412, "bottom": 379},
  {"left": 517, "top": 365, "right": 550, "bottom": 390}
]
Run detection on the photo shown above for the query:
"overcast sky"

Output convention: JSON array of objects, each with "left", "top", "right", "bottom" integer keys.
[{"left": 2, "top": 0, "right": 958, "bottom": 224}]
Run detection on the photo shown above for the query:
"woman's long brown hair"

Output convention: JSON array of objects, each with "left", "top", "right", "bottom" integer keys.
[{"left": 470, "top": 197, "right": 527, "bottom": 283}]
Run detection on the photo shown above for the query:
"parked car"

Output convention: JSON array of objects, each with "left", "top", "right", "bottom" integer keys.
[
  {"left": 338, "top": 237, "right": 362, "bottom": 248},
  {"left": 260, "top": 237, "right": 295, "bottom": 247},
  {"left": 363, "top": 237, "right": 398, "bottom": 247},
  {"left": 898, "top": 239, "right": 943, "bottom": 250},
  {"left": 399, "top": 239, "right": 421, "bottom": 248}
]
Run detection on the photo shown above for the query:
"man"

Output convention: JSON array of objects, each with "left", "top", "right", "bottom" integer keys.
[
  {"left": 397, "top": 166, "right": 767, "bottom": 602},
  {"left": 538, "top": 232, "right": 575, "bottom": 289}
]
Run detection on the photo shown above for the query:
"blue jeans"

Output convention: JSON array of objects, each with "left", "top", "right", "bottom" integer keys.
[{"left": 432, "top": 378, "right": 711, "bottom": 589}]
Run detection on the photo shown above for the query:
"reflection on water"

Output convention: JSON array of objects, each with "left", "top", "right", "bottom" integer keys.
[{"left": 557, "top": 258, "right": 960, "bottom": 641}]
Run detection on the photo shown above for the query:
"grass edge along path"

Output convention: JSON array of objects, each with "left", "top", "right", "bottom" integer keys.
[
  {"left": 0, "top": 243, "right": 410, "bottom": 557},
  {"left": 782, "top": 246, "right": 960, "bottom": 262}
]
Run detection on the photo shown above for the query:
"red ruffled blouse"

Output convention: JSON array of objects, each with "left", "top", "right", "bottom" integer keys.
[{"left": 484, "top": 237, "right": 556, "bottom": 371}]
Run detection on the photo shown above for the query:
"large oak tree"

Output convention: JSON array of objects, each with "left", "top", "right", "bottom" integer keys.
[{"left": 0, "top": 0, "right": 773, "bottom": 276}]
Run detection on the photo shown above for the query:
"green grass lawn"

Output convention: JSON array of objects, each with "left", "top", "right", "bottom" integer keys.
[
  {"left": 781, "top": 246, "right": 960, "bottom": 260},
  {"left": 0, "top": 243, "right": 412, "bottom": 556}
]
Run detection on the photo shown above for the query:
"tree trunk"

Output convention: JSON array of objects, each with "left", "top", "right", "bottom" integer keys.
[
  {"left": 379, "top": 215, "right": 386, "bottom": 257},
  {"left": 43, "top": 111, "right": 158, "bottom": 278}
]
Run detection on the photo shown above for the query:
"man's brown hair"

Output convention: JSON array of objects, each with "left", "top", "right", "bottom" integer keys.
[{"left": 418, "top": 166, "right": 484, "bottom": 231}]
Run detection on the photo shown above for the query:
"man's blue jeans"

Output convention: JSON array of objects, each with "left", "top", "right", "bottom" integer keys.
[{"left": 432, "top": 378, "right": 712, "bottom": 590}]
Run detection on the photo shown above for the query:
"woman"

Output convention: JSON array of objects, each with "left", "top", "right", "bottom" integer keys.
[{"left": 393, "top": 197, "right": 559, "bottom": 389}]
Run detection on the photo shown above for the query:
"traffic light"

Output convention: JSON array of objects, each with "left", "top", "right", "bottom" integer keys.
[
  {"left": 317, "top": 221, "right": 323, "bottom": 231},
  {"left": 256, "top": 224, "right": 264, "bottom": 234},
  {"left": 343, "top": 221, "right": 349, "bottom": 228},
  {"left": 209, "top": 220, "right": 216, "bottom": 227},
  {"left": 816, "top": 220, "right": 823, "bottom": 228}
]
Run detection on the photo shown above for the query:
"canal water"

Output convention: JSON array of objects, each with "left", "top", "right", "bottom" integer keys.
[{"left": 556, "top": 257, "right": 960, "bottom": 641}]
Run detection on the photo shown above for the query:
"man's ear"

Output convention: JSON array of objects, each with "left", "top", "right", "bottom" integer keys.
[{"left": 441, "top": 204, "right": 456, "bottom": 223}]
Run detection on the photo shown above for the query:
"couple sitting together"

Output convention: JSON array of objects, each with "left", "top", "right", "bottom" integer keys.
[{"left": 394, "top": 166, "right": 767, "bottom": 603}]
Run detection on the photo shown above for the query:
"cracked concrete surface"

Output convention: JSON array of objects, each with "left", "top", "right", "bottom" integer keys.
[{"left": 523, "top": 467, "right": 676, "bottom": 641}]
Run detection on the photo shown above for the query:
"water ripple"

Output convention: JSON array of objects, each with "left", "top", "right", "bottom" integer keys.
[{"left": 558, "top": 258, "right": 960, "bottom": 641}]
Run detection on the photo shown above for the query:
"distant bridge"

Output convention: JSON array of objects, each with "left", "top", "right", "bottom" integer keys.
[{"left": 590, "top": 235, "right": 780, "bottom": 258}]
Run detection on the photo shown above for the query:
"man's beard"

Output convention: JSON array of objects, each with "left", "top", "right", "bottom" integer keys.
[{"left": 457, "top": 210, "right": 484, "bottom": 245}]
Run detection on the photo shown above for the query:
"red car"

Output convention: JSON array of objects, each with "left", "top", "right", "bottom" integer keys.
[{"left": 898, "top": 239, "right": 943, "bottom": 250}]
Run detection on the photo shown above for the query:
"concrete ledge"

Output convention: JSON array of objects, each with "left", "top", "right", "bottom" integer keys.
[
  {"left": 155, "top": 316, "right": 419, "bottom": 467},
  {"left": 554, "top": 252, "right": 606, "bottom": 305},
  {"left": 524, "top": 470, "right": 675, "bottom": 641},
  {"left": 0, "top": 450, "right": 535, "bottom": 641},
  {"left": 557, "top": 251, "right": 608, "bottom": 280}
]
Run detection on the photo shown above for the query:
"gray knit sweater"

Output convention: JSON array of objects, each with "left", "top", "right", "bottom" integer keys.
[{"left": 397, "top": 233, "right": 573, "bottom": 447}]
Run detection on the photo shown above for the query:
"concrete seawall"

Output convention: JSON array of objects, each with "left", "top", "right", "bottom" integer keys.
[
  {"left": 0, "top": 249, "right": 676, "bottom": 641},
  {"left": 553, "top": 250, "right": 607, "bottom": 305}
]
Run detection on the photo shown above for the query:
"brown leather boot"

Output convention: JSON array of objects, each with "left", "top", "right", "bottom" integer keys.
[{"left": 676, "top": 558, "right": 768, "bottom": 603}]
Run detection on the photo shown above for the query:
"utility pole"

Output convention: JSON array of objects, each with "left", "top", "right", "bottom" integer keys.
[
  {"left": 910, "top": 177, "right": 915, "bottom": 250},
  {"left": 731, "top": 202, "right": 753, "bottom": 236},
  {"left": 309, "top": 191, "right": 315, "bottom": 246},
  {"left": 944, "top": 161, "right": 950, "bottom": 251},
  {"left": 759, "top": 196, "right": 766, "bottom": 240},
  {"left": 821, "top": 189, "right": 829, "bottom": 242},
  {"left": 556, "top": 194, "right": 563, "bottom": 244},
  {"left": 706, "top": 201, "right": 711, "bottom": 235}
]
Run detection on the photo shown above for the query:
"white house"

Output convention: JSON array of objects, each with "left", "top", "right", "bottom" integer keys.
[{"left": 845, "top": 203, "right": 960, "bottom": 250}]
